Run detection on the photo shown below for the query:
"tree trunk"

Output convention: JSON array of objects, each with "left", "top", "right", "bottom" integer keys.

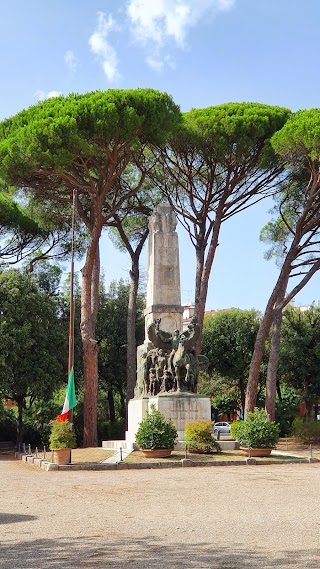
[
  {"left": 108, "top": 389, "right": 116, "bottom": 424},
  {"left": 245, "top": 305, "right": 275, "bottom": 416},
  {"left": 194, "top": 216, "right": 222, "bottom": 353},
  {"left": 276, "top": 380, "right": 282, "bottom": 403},
  {"left": 245, "top": 257, "right": 293, "bottom": 416},
  {"left": 81, "top": 236, "right": 100, "bottom": 447},
  {"left": 265, "top": 306, "right": 284, "bottom": 420},
  {"left": 126, "top": 255, "right": 139, "bottom": 413},
  {"left": 16, "top": 397, "right": 24, "bottom": 447},
  {"left": 239, "top": 375, "right": 245, "bottom": 414},
  {"left": 305, "top": 391, "right": 313, "bottom": 418}
]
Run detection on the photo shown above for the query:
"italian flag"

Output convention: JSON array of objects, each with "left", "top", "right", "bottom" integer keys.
[{"left": 56, "top": 368, "right": 77, "bottom": 422}]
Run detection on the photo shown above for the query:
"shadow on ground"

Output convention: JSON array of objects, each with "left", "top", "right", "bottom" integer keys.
[
  {"left": 0, "top": 513, "right": 37, "bottom": 524},
  {"left": 0, "top": 535, "right": 318, "bottom": 569}
]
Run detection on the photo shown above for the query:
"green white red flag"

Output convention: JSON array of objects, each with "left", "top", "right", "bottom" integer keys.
[{"left": 56, "top": 368, "right": 77, "bottom": 422}]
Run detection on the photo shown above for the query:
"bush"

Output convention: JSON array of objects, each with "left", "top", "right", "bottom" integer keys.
[
  {"left": 0, "top": 404, "right": 16, "bottom": 442},
  {"left": 135, "top": 405, "right": 178, "bottom": 450},
  {"left": 185, "top": 420, "right": 221, "bottom": 453},
  {"left": 290, "top": 418, "right": 320, "bottom": 444},
  {"left": 230, "top": 421, "right": 242, "bottom": 440},
  {"left": 232, "top": 408, "right": 280, "bottom": 448},
  {"left": 275, "top": 386, "right": 301, "bottom": 436},
  {"left": 49, "top": 419, "right": 77, "bottom": 450}
]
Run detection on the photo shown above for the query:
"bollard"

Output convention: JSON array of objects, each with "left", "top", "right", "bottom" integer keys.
[
  {"left": 310, "top": 443, "right": 313, "bottom": 459},
  {"left": 51, "top": 450, "right": 54, "bottom": 463},
  {"left": 28, "top": 444, "right": 32, "bottom": 455},
  {"left": 35, "top": 447, "right": 38, "bottom": 458},
  {"left": 185, "top": 443, "right": 188, "bottom": 460},
  {"left": 120, "top": 447, "right": 123, "bottom": 461},
  {"left": 43, "top": 446, "right": 46, "bottom": 459},
  {"left": 286, "top": 439, "right": 288, "bottom": 451}
]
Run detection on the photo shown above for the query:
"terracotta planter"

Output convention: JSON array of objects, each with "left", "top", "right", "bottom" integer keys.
[
  {"left": 141, "top": 449, "right": 172, "bottom": 458},
  {"left": 53, "top": 448, "right": 72, "bottom": 465},
  {"left": 240, "top": 447, "right": 272, "bottom": 457}
]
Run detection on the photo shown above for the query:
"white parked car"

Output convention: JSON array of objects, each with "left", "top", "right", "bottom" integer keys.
[{"left": 213, "top": 422, "right": 231, "bottom": 434}]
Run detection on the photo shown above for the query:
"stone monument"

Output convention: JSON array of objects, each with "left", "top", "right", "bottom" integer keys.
[{"left": 126, "top": 203, "right": 211, "bottom": 445}]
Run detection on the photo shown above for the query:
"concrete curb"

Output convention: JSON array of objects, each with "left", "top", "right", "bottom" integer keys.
[{"left": 15, "top": 451, "right": 315, "bottom": 471}]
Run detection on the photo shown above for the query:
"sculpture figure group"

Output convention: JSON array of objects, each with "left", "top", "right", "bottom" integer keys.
[{"left": 135, "top": 316, "right": 208, "bottom": 397}]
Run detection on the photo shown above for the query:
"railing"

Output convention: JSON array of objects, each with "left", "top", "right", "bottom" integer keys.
[{"left": 16, "top": 443, "right": 55, "bottom": 463}]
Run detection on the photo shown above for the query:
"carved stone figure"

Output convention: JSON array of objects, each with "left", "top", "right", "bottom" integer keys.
[{"left": 135, "top": 316, "right": 208, "bottom": 397}]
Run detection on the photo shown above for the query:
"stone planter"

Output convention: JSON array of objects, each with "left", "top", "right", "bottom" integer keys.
[
  {"left": 53, "top": 448, "right": 72, "bottom": 465},
  {"left": 141, "top": 449, "right": 172, "bottom": 458},
  {"left": 240, "top": 447, "right": 272, "bottom": 457}
]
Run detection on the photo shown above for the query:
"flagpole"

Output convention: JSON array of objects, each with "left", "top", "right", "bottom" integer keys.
[{"left": 67, "top": 188, "right": 77, "bottom": 423}]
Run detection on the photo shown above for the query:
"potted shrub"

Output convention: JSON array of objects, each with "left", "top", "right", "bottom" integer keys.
[
  {"left": 184, "top": 420, "right": 221, "bottom": 454},
  {"left": 49, "top": 419, "right": 77, "bottom": 464},
  {"left": 135, "top": 405, "right": 178, "bottom": 458},
  {"left": 231, "top": 408, "right": 280, "bottom": 457}
]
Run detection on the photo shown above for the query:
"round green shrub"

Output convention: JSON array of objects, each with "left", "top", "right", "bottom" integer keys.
[
  {"left": 230, "top": 420, "right": 242, "bottom": 440},
  {"left": 49, "top": 419, "right": 77, "bottom": 450},
  {"left": 233, "top": 408, "right": 280, "bottom": 448},
  {"left": 184, "top": 419, "right": 221, "bottom": 453},
  {"left": 135, "top": 405, "right": 178, "bottom": 450},
  {"left": 291, "top": 417, "right": 320, "bottom": 444}
]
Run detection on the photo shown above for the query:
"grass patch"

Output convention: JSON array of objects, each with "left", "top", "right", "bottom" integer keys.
[
  {"left": 70, "top": 448, "right": 114, "bottom": 463},
  {"left": 124, "top": 449, "right": 305, "bottom": 464}
]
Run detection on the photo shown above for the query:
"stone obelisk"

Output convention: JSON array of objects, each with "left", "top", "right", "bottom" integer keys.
[
  {"left": 125, "top": 202, "right": 211, "bottom": 446},
  {"left": 144, "top": 202, "right": 183, "bottom": 340}
]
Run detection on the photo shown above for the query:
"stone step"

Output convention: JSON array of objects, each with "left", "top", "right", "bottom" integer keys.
[{"left": 102, "top": 440, "right": 135, "bottom": 451}]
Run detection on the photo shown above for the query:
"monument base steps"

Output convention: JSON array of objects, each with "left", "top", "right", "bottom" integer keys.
[{"left": 102, "top": 440, "right": 136, "bottom": 451}]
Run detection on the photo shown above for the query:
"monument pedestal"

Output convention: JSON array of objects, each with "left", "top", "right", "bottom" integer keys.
[{"left": 126, "top": 393, "right": 211, "bottom": 446}]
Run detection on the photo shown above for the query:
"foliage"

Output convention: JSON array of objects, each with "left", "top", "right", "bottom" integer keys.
[
  {"left": 202, "top": 309, "right": 261, "bottom": 377},
  {"left": 0, "top": 269, "right": 65, "bottom": 399},
  {"left": 271, "top": 108, "right": 320, "bottom": 162},
  {"left": 202, "top": 309, "right": 261, "bottom": 408},
  {"left": 135, "top": 405, "right": 178, "bottom": 450},
  {"left": 246, "top": 108, "right": 320, "bottom": 415},
  {"left": 290, "top": 418, "right": 320, "bottom": 444},
  {"left": 49, "top": 419, "right": 77, "bottom": 450},
  {"left": 97, "top": 278, "right": 145, "bottom": 419},
  {"left": 212, "top": 389, "right": 240, "bottom": 420},
  {"left": 229, "top": 420, "right": 242, "bottom": 441},
  {"left": 0, "top": 268, "right": 66, "bottom": 443},
  {"left": 0, "top": 88, "right": 181, "bottom": 448},
  {"left": 0, "top": 190, "right": 39, "bottom": 234},
  {"left": 155, "top": 102, "right": 290, "bottom": 346},
  {"left": 198, "top": 373, "right": 241, "bottom": 420},
  {"left": 0, "top": 402, "right": 16, "bottom": 442},
  {"left": 231, "top": 408, "right": 280, "bottom": 448},
  {"left": 275, "top": 384, "right": 302, "bottom": 436},
  {"left": 279, "top": 306, "right": 320, "bottom": 417},
  {"left": 184, "top": 420, "right": 221, "bottom": 453}
]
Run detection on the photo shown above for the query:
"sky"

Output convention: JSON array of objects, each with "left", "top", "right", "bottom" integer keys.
[{"left": 1, "top": 0, "right": 320, "bottom": 312}]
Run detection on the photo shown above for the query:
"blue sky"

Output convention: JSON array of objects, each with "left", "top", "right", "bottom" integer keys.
[{"left": 1, "top": 0, "right": 320, "bottom": 311}]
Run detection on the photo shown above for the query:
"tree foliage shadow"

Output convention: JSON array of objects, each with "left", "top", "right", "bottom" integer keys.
[{"left": 0, "top": 535, "right": 319, "bottom": 569}]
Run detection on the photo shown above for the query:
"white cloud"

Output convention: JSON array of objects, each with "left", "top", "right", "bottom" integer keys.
[
  {"left": 146, "top": 55, "right": 164, "bottom": 72},
  {"left": 127, "top": 0, "right": 235, "bottom": 70},
  {"left": 64, "top": 50, "right": 78, "bottom": 74},
  {"left": 34, "top": 90, "right": 63, "bottom": 101},
  {"left": 89, "top": 12, "right": 120, "bottom": 83}
]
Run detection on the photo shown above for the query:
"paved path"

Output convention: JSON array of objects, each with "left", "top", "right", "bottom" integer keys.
[
  {"left": 1, "top": 454, "right": 320, "bottom": 569},
  {"left": 101, "top": 448, "right": 133, "bottom": 463}
]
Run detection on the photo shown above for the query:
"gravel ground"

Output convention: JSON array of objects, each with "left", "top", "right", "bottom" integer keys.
[{"left": 1, "top": 453, "right": 320, "bottom": 569}]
